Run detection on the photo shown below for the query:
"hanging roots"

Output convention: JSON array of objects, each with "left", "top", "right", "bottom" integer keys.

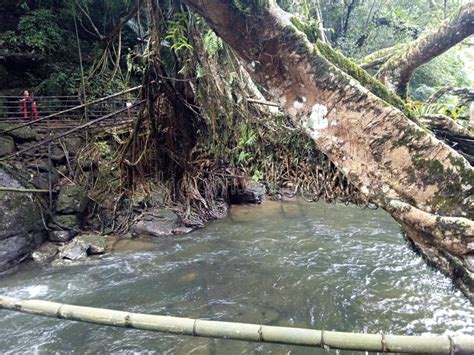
[{"left": 113, "top": 1, "right": 366, "bottom": 228}]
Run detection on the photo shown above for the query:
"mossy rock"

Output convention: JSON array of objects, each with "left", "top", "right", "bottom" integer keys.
[
  {"left": 0, "top": 135, "right": 14, "bottom": 157},
  {"left": 54, "top": 214, "right": 81, "bottom": 229},
  {"left": 56, "top": 185, "right": 89, "bottom": 215},
  {"left": 76, "top": 234, "right": 106, "bottom": 255},
  {"left": 0, "top": 122, "right": 38, "bottom": 142}
]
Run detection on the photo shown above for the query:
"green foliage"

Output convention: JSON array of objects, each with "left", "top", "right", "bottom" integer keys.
[
  {"left": 407, "top": 101, "right": 469, "bottom": 121},
  {"left": 95, "top": 141, "right": 113, "bottom": 160},
  {"left": 165, "top": 13, "right": 193, "bottom": 54},
  {"left": 237, "top": 125, "right": 257, "bottom": 164},
  {"left": 203, "top": 30, "right": 223, "bottom": 57},
  {"left": 18, "top": 9, "right": 62, "bottom": 54},
  {"left": 410, "top": 49, "right": 474, "bottom": 93},
  {"left": 232, "top": 0, "right": 270, "bottom": 15},
  {"left": 0, "top": 31, "right": 18, "bottom": 50}
]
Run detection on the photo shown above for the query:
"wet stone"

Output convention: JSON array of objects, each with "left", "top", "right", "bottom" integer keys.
[
  {"left": 76, "top": 234, "right": 107, "bottom": 255},
  {"left": 230, "top": 182, "right": 266, "bottom": 204},
  {"left": 31, "top": 242, "right": 59, "bottom": 263},
  {"left": 48, "top": 230, "right": 76, "bottom": 243},
  {"left": 130, "top": 208, "right": 183, "bottom": 237},
  {"left": 58, "top": 239, "right": 88, "bottom": 260}
]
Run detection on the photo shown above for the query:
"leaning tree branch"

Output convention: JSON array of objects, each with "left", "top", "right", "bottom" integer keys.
[
  {"left": 376, "top": 3, "right": 474, "bottom": 99},
  {"left": 74, "top": 0, "right": 105, "bottom": 40},
  {"left": 105, "top": 0, "right": 142, "bottom": 43},
  {"left": 428, "top": 86, "right": 474, "bottom": 104}
]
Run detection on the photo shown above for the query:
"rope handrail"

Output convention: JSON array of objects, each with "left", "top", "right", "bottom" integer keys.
[
  {"left": 0, "top": 100, "right": 144, "bottom": 161},
  {"left": 0, "top": 85, "right": 142, "bottom": 134},
  {"left": 0, "top": 295, "right": 472, "bottom": 353}
]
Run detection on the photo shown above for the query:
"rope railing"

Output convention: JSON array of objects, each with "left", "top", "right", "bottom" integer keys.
[
  {"left": 0, "top": 86, "right": 142, "bottom": 134},
  {"left": 0, "top": 100, "right": 145, "bottom": 161},
  {"left": 0, "top": 296, "right": 472, "bottom": 353}
]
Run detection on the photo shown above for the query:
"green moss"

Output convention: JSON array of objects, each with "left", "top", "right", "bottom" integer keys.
[
  {"left": 315, "top": 41, "right": 416, "bottom": 121},
  {"left": 413, "top": 156, "right": 444, "bottom": 178},
  {"left": 0, "top": 122, "right": 38, "bottom": 142},
  {"left": 290, "top": 16, "right": 319, "bottom": 43}
]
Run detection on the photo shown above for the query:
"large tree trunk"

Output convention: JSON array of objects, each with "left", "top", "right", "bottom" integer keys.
[
  {"left": 375, "top": 3, "right": 474, "bottom": 98},
  {"left": 181, "top": 0, "right": 474, "bottom": 301}
]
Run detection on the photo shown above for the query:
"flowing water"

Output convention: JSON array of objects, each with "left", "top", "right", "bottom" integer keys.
[{"left": 0, "top": 200, "right": 472, "bottom": 354}]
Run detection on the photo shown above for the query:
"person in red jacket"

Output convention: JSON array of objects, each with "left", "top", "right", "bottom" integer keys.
[{"left": 21, "top": 90, "right": 39, "bottom": 121}]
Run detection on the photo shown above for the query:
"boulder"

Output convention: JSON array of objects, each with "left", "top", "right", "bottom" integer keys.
[
  {"left": 76, "top": 234, "right": 107, "bottom": 255},
  {"left": 50, "top": 146, "right": 65, "bottom": 163},
  {"left": 48, "top": 230, "right": 77, "bottom": 243},
  {"left": 51, "top": 214, "right": 81, "bottom": 230},
  {"left": 130, "top": 208, "right": 188, "bottom": 237},
  {"left": 0, "top": 135, "right": 14, "bottom": 157},
  {"left": 0, "top": 123, "right": 38, "bottom": 142},
  {"left": 29, "top": 168, "right": 59, "bottom": 190},
  {"left": 58, "top": 239, "right": 88, "bottom": 260},
  {"left": 31, "top": 242, "right": 59, "bottom": 263},
  {"left": 55, "top": 185, "right": 89, "bottom": 215},
  {"left": 0, "top": 167, "right": 47, "bottom": 272},
  {"left": 230, "top": 182, "right": 266, "bottom": 204},
  {"left": 64, "top": 137, "right": 84, "bottom": 156}
]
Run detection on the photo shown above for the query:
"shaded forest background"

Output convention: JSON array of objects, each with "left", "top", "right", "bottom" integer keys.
[{"left": 1, "top": 0, "right": 472, "bottom": 102}]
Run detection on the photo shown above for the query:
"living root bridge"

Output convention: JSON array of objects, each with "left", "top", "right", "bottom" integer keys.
[{"left": 1, "top": 296, "right": 473, "bottom": 353}]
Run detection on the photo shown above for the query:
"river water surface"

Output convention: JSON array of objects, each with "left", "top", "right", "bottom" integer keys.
[{"left": 0, "top": 200, "right": 472, "bottom": 354}]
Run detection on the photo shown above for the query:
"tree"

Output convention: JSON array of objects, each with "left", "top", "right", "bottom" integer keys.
[
  {"left": 180, "top": 0, "right": 474, "bottom": 300},
  {"left": 364, "top": 3, "right": 474, "bottom": 98}
]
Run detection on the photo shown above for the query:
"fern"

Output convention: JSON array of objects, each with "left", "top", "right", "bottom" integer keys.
[{"left": 164, "top": 13, "right": 193, "bottom": 54}]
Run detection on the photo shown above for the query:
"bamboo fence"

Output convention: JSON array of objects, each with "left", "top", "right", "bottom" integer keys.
[{"left": 0, "top": 296, "right": 473, "bottom": 353}]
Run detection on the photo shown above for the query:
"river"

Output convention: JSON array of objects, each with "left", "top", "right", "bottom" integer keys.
[{"left": 0, "top": 200, "right": 472, "bottom": 354}]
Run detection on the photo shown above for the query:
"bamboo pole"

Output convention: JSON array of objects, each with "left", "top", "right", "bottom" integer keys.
[
  {"left": 0, "top": 187, "right": 49, "bottom": 193},
  {"left": 246, "top": 98, "right": 280, "bottom": 107},
  {"left": 1, "top": 86, "right": 142, "bottom": 135},
  {"left": 0, "top": 296, "right": 472, "bottom": 353}
]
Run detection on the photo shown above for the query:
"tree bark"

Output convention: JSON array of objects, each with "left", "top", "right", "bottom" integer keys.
[
  {"left": 180, "top": 0, "right": 474, "bottom": 301},
  {"left": 376, "top": 3, "right": 474, "bottom": 99}
]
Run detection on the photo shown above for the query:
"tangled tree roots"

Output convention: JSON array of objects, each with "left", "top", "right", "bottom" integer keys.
[{"left": 110, "top": 0, "right": 367, "bottom": 228}]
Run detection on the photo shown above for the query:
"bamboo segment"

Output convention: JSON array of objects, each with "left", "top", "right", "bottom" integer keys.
[
  {"left": 0, "top": 295, "right": 472, "bottom": 354},
  {"left": 0, "top": 187, "right": 49, "bottom": 193}
]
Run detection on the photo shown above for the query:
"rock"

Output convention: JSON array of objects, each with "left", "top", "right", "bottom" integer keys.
[
  {"left": 230, "top": 182, "right": 266, "bottom": 204},
  {"left": 76, "top": 234, "right": 107, "bottom": 255},
  {"left": 58, "top": 239, "right": 88, "bottom": 260},
  {"left": 52, "top": 214, "right": 81, "bottom": 230},
  {"left": 270, "top": 188, "right": 296, "bottom": 201},
  {"left": 55, "top": 185, "right": 89, "bottom": 214},
  {"left": 0, "top": 167, "right": 47, "bottom": 272},
  {"left": 130, "top": 208, "right": 182, "bottom": 237},
  {"left": 31, "top": 242, "right": 59, "bottom": 263},
  {"left": 466, "top": 256, "right": 474, "bottom": 272},
  {"left": 0, "top": 135, "right": 14, "bottom": 157},
  {"left": 50, "top": 146, "right": 65, "bottom": 163},
  {"left": 48, "top": 230, "right": 77, "bottom": 243},
  {"left": 0, "top": 122, "right": 38, "bottom": 142},
  {"left": 29, "top": 168, "right": 59, "bottom": 190},
  {"left": 173, "top": 226, "right": 194, "bottom": 235},
  {"left": 0, "top": 232, "right": 45, "bottom": 271},
  {"left": 65, "top": 137, "right": 84, "bottom": 156}
]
